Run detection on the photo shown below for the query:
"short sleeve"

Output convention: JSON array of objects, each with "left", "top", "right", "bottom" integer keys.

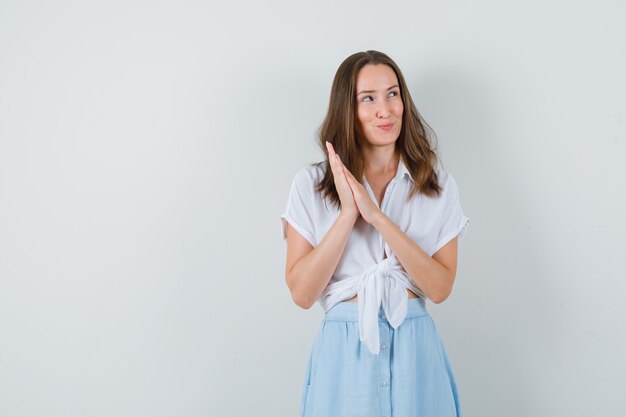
[
  {"left": 280, "top": 168, "right": 317, "bottom": 247},
  {"left": 432, "top": 171, "right": 470, "bottom": 254}
]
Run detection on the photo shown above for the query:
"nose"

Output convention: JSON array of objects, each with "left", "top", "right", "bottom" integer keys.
[{"left": 376, "top": 101, "right": 390, "bottom": 118}]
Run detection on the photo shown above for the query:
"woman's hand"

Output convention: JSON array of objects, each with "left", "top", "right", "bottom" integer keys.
[
  {"left": 326, "top": 141, "right": 383, "bottom": 225},
  {"left": 325, "top": 141, "right": 358, "bottom": 218}
]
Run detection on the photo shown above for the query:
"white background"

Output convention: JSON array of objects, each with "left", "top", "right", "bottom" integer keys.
[{"left": 1, "top": 1, "right": 625, "bottom": 416}]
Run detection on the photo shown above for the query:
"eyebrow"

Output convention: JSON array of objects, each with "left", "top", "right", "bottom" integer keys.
[{"left": 357, "top": 84, "right": 400, "bottom": 96}]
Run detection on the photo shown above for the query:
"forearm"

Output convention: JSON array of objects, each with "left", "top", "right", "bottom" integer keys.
[
  {"left": 290, "top": 211, "right": 358, "bottom": 308},
  {"left": 371, "top": 212, "right": 453, "bottom": 303}
]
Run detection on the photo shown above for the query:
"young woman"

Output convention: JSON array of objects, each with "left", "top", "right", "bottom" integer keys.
[{"left": 280, "top": 50, "right": 469, "bottom": 417}]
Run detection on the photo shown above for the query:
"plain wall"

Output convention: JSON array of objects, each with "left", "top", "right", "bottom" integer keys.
[{"left": 1, "top": 1, "right": 625, "bottom": 416}]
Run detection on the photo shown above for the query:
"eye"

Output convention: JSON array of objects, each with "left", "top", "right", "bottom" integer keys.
[
  {"left": 361, "top": 95, "right": 373, "bottom": 102},
  {"left": 389, "top": 90, "right": 399, "bottom": 97}
]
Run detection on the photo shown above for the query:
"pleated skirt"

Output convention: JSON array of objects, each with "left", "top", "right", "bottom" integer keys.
[{"left": 299, "top": 297, "right": 462, "bottom": 417}]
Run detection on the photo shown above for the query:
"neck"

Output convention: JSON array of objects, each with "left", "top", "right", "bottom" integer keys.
[{"left": 362, "top": 146, "right": 399, "bottom": 175}]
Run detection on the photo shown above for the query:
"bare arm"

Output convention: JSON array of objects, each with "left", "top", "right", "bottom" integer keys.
[
  {"left": 285, "top": 211, "right": 358, "bottom": 309},
  {"left": 371, "top": 212, "right": 459, "bottom": 304},
  {"left": 284, "top": 142, "right": 361, "bottom": 309}
]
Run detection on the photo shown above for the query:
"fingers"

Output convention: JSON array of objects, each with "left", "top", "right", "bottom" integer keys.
[
  {"left": 326, "top": 142, "right": 361, "bottom": 216},
  {"left": 342, "top": 165, "right": 352, "bottom": 181},
  {"left": 326, "top": 141, "right": 355, "bottom": 182},
  {"left": 326, "top": 141, "right": 355, "bottom": 198},
  {"left": 326, "top": 141, "right": 344, "bottom": 179},
  {"left": 325, "top": 140, "right": 333, "bottom": 156},
  {"left": 325, "top": 141, "right": 336, "bottom": 169},
  {"left": 325, "top": 141, "right": 338, "bottom": 166},
  {"left": 325, "top": 141, "right": 345, "bottom": 170},
  {"left": 325, "top": 140, "right": 333, "bottom": 159},
  {"left": 341, "top": 163, "right": 358, "bottom": 190}
]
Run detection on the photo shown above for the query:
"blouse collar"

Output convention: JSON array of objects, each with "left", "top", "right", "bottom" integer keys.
[{"left": 397, "top": 158, "right": 413, "bottom": 183}]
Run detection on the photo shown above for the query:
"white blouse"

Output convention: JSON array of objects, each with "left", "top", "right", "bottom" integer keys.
[{"left": 280, "top": 159, "right": 469, "bottom": 355}]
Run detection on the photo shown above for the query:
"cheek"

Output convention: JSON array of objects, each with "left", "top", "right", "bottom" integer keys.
[
  {"left": 394, "top": 101, "right": 404, "bottom": 116},
  {"left": 357, "top": 108, "right": 370, "bottom": 126}
]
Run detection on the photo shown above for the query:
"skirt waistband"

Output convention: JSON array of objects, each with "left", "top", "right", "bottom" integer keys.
[{"left": 324, "top": 297, "right": 428, "bottom": 322}]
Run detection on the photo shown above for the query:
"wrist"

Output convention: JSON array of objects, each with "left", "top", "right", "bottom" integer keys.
[
  {"left": 370, "top": 209, "right": 388, "bottom": 229},
  {"left": 339, "top": 209, "right": 359, "bottom": 223}
]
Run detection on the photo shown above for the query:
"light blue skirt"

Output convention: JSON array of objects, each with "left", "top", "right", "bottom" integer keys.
[{"left": 299, "top": 297, "right": 462, "bottom": 417}]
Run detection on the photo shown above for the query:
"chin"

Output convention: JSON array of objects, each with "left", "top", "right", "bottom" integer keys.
[{"left": 381, "top": 132, "right": 400, "bottom": 143}]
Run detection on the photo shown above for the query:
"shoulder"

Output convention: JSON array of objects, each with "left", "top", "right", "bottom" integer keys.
[
  {"left": 434, "top": 165, "right": 461, "bottom": 200},
  {"left": 291, "top": 162, "right": 325, "bottom": 189}
]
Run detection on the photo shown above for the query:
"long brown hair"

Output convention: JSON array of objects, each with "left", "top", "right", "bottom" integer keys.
[{"left": 312, "top": 50, "right": 442, "bottom": 210}]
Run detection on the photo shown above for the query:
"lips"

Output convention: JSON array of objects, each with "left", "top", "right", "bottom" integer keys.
[{"left": 378, "top": 123, "right": 393, "bottom": 131}]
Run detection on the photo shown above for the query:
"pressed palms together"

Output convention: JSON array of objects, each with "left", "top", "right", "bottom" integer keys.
[{"left": 325, "top": 141, "right": 382, "bottom": 225}]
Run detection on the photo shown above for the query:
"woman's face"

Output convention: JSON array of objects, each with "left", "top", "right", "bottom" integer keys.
[{"left": 354, "top": 64, "right": 403, "bottom": 147}]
